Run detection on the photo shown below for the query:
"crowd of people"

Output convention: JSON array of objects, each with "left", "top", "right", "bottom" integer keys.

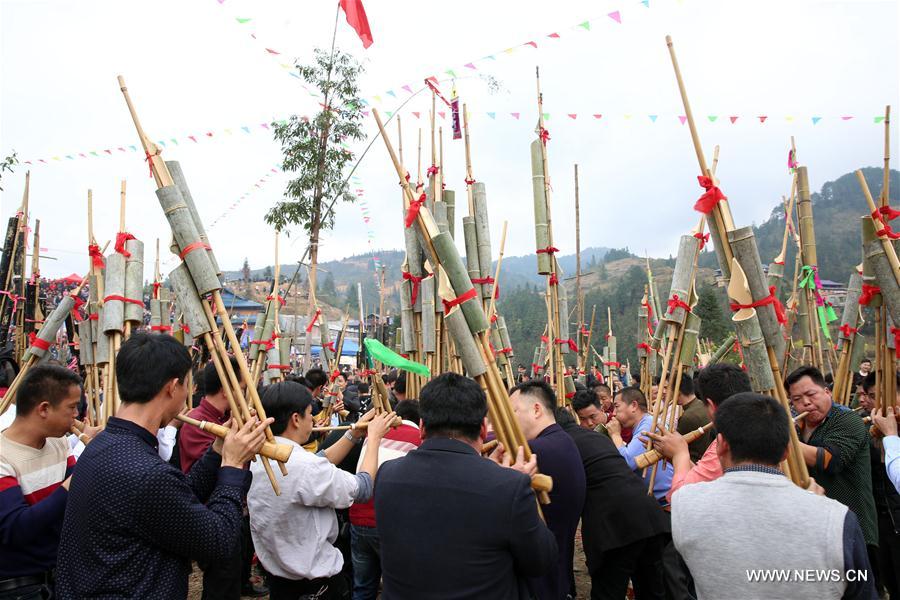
[{"left": 1, "top": 332, "right": 899, "bottom": 599}]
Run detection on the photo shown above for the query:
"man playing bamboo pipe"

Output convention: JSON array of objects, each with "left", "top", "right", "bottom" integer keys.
[
  {"left": 673, "top": 392, "right": 875, "bottom": 600},
  {"left": 0, "top": 365, "right": 92, "bottom": 598},
  {"left": 673, "top": 374, "right": 712, "bottom": 463},
  {"left": 247, "top": 381, "right": 396, "bottom": 600},
  {"left": 56, "top": 333, "right": 273, "bottom": 600},
  {"left": 510, "top": 381, "right": 586, "bottom": 600},
  {"left": 857, "top": 373, "right": 900, "bottom": 599},
  {"left": 786, "top": 366, "right": 879, "bottom": 582},
  {"left": 607, "top": 386, "right": 673, "bottom": 503}
]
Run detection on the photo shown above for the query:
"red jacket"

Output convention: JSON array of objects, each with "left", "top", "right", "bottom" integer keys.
[{"left": 179, "top": 398, "right": 228, "bottom": 474}]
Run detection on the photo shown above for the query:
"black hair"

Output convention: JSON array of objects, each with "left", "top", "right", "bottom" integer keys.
[
  {"left": 202, "top": 356, "right": 239, "bottom": 397},
  {"left": 356, "top": 382, "right": 370, "bottom": 395},
  {"left": 571, "top": 389, "right": 601, "bottom": 412},
  {"left": 303, "top": 368, "right": 328, "bottom": 391},
  {"left": 509, "top": 380, "right": 556, "bottom": 414},
  {"left": 262, "top": 381, "right": 315, "bottom": 436},
  {"left": 383, "top": 370, "right": 398, "bottom": 384},
  {"left": 117, "top": 333, "right": 191, "bottom": 405},
  {"left": 715, "top": 392, "right": 789, "bottom": 466},
  {"left": 592, "top": 383, "right": 612, "bottom": 397},
  {"left": 615, "top": 386, "right": 647, "bottom": 412},
  {"left": 419, "top": 372, "right": 487, "bottom": 441},
  {"left": 652, "top": 376, "right": 661, "bottom": 386},
  {"left": 784, "top": 366, "right": 827, "bottom": 393},
  {"left": 394, "top": 399, "right": 420, "bottom": 423},
  {"left": 862, "top": 373, "right": 877, "bottom": 393},
  {"left": 695, "top": 364, "right": 752, "bottom": 407},
  {"left": 394, "top": 371, "right": 407, "bottom": 395},
  {"left": 859, "top": 358, "right": 872, "bottom": 365},
  {"left": 574, "top": 380, "right": 587, "bottom": 392},
  {"left": 679, "top": 373, "right": 694, "bottom": 397},
  {"left": 16, "top": 364, "right": 82, "bottom": 415},
  {"left": 553, "top": 406, "right": 577, "bottom": 427}
]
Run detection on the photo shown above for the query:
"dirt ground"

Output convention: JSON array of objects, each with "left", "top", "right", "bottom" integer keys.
[{"left": 188, "top": 525, "right": 594, "bottom": 599}]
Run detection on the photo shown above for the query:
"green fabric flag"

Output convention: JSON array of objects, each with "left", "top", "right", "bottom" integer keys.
[
  {"left": 236, "top": 17, "right": 252, "bottom": 23},
  {"left": 817, "top": 306, "right": 833, "bottom": 341},
  {"left": 798, "top": 265, "right": 816, "bottom": 289},
  {"left": 364, "top": 338, "right": 431, "bottom": 378},
  {"left": 578, "top": 21, "right": 591, "bottom": 30}
]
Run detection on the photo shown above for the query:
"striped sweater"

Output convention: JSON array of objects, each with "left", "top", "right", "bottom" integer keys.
[{"left": 0, "top": 433, "right": 74, "bottom": 577}]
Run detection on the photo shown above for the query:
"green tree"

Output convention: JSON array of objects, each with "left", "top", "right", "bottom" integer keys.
[
  {"left": 262, "top": 266, "right": 273, "bottom": 282},
  {"left": 694, "top": 284, "right": 731, "bottom": 344},
  {"left": 269, "top": 47, "right": 365, "bottom": 345},
  {"left": 0, "top": 151, "right": 17, "bottom": 192},
  {"left": 321, "top": 272, "right": 337, "bottom": 300}
]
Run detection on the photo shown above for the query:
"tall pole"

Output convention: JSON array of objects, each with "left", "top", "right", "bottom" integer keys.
[{"left": 574, "top": 163, "right": 584, "bottom": 375}]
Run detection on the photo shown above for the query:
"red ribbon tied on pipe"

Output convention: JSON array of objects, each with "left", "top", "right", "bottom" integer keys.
[
  {"left": 536, "top": 246, "right": 558, "bottom": 255},
  {"left": 548, "top": 273, "right": 559, "bottom": 286},
  {"left": 441, "top": 287, "right": 477, "bottom": 314},
  {"left": 694, "top": 176, "right": 726, "bottom": 215},
  {"left": 728, "top": 286, "right": 786, "bottom": 325},
  {"left": 877, "top": 205, "right": 900, "bottom": 222},
  {"left": 115, "top": 232, "right": 136, "bottom": 257},
  {"left": 324, "top": 341, "right": 336, "bottom": 354},
  {"left": 405, "top": 193, "right": 426, "bottom": 228},
  {"left": 666, "top": 294, "right": 692, "bottom": 315},
  {"left": 555, "top": 338, "right": 579, "bottom": 352},
  {"left": 539, "top": 128, "right": 550, "bottom": 145},
  {"left": 636, "top": 342, "right": 653, "bottom": 353},
  {"left": 267, "top": 294, "right": 286, "bottom": 307},
  {"left": 305, "top": 309, "right": 322, "bottom": 333},
  {"left": 88, "top": 243, "right": 105, "bottom": 269},
  {"left": 892, "top": 327, "right": 900, "bottom": 359},
  {"left": 838, "top": 324, "right": 857, "bottom": 338},
  {"left": 29, "top": 334, "right": 51, "bottom": 352},
  {"left": 426, "top": 165, "right": 440, "bottom": 178},
  {"left": 694, "top": 232, "right": 710, "bottom": 250},
  {"left": 402, "top": 271, "right": 423, "bottom": 305},
  {"left": 858, "top": 285, "right": 881, "bottom": 306}
]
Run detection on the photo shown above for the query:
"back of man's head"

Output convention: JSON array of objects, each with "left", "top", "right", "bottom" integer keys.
[
  {"left": 262, "top": 381, "right": 314, "bottom": 436},
  {"left": 394, "top": 372, "right": 407, "bottom": 396},
  {"left": 117, "top": 333, "right": 191, "bottom": 405},
  {"left": 593, "top": 383, "right": 611, "bottom": 399},
  {"left": 695, "top": 364, "right": 752, "bottom": 407},
  {"left": 509, "top": 380, "right": 557, "bottom": 417},
  {"left": 394, "top": 399, "right": 420, "bottom": 423},
  {"left": 679, "top": 373, "right": 695, "bottom": 397},
  {"left": 303, "top": 368, "right": 328, "bottom": 391},
  {"left": 202, "top": 356, "right": 239, "bottom": 397},
  {"left": 553, "top": 407, "right": 577, "bottom": 428},
  {"left": 571, "top": 389, "right": 601, "bottom": 412},
  {"left": 16, "top": 364, "right": 82, "bottom": 416},
  {"left": 715, "top": 392, "right": 789, "bottom": 466},
  {"left": 419, "top": 373, "right": 486, "bottom": 441}
]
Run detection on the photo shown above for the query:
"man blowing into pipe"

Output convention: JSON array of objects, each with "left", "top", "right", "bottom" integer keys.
[{"left": 55, "top": 333, "right": 272, "bottom": 600}]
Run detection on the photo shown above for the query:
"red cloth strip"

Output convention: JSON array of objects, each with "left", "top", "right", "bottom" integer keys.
[
  {"left": 875, "top": 222, "right": 900, "bottom": 240},
  {"left": 103, "top": 295, "right": 145, "bottom": 308},
  {"left": 144, "top": 149, "right": 156, "bottom": 178},
  {"left": 666, "top": 294, "right": 692, "bottom": 315},
  {"left": 694, "top": 232, "right": 710, "bottom": 249},
  {"left": 179, "top": 240, "right": 211, "bottom": 260},
  {"left": 30, "top": 336, "right": 51, "bottom": 351},
  {"left": 324, "top": 341, "right": 336, "bottom": 353},
  {"left": 267, "top": 364, "right": 292, "bottom": 370},
  {"left": 471, "top": 276, "right": 494, "bottom": 285},
  {"left": 548, "top": 273, "right": 559, "bottom": 286},
  {"left": 405, "top": 193, "right": 426, "bottom": 228},
  {"left": 728, "top": 286, "right": 786, "bottom": 324},
  {"left": 24, "top": 319, "right": 44, "bottom": 324},
  {"left": 402, "top": 271, "right": 423, "bottom": 305},
  {"left": 531, "top": 363, "right": 541, "bottom": 374},
  {"left": 151, "top": 325, "right": 172, "bottom": 332},
  {"left": 695, "top": 175, "right": 726, "bottom": 215},
  {"left": 876, "top": 205, "right": 900, "bottom": 222},
  {"left": 859, "top": 285, "right": 881, "bottom": 306},
  {"left": 329, "top": 370, "right": 342, "bottom": 382},
  {"left": 115, "top": 232, "right": 136, "bottom": 257},
  {"left": 892, "top": 327, "right": 900, "bottom": 359},
  {"left": 267, "top": 294, "right": 286, "bottom": 307},
  {"left": 88, "top": 243, "right": 105, "bottom": 269},
  {"left": 565, "top": 392, "right": 575, "bottom": 399},
  {"left": 604, "top": 361, "right": 621, "bottom": 369},
  {"left": 490, "top": 314, "right": 498, "bottom": 323},
  {"left": 541, "top": 336, "right": 549, "bottom": 344},
  {"left": 580, "top": 328, "right": 590, "bottom": 336},
  {"left": 498, "top": 347, "right": 512, "bottom": 354},
  {"left": 838, "top": 324, "right": 857, "bottom": 338},
  {"left": 181, "top": 324, "right": 191, "bottom": 334},
  {"left": 464, "top": 177, "right": 476, "bottom": 186},
  {"left": 305, "top": 309, "right": 322, "bottom": 333},
  {"left": 555, "top": 338, "right": 578, "bottom": 352},
  {"left": 426, "top": 165, "right": 440, "bottom": 177},
  {"left": 536, "top": 246, "right": 559, "bottom": 255},
  {"left": 152, "top": 282, "right": 161, "bottom": 298},
  {"left": 539, "top": 128, "right": 550, "bottom": 145},
  {"left": 71, "top": 295, "right": 86, "bottom": 321},
  {"left": 636, "top": 342, "right": 654, "bottom": 353},
  {"left": 88, "top": 313, "right": 99, "bottom": 321},
  {"left": 441, "top": 287, "right": 477, "bottom": 314}
]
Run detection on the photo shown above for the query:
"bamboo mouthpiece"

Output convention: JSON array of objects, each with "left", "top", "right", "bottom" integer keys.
[{"left": 175, "top": 414, "right": 293, "bottom": 463}]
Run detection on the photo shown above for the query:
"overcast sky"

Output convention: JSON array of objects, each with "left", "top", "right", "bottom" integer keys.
[{"left": 1, "top": 0, "right": 898, "bottom": 283}]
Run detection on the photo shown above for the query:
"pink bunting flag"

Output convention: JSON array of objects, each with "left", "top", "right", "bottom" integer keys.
[
  {"left": 729, "top": 116, "right": 738, "bottom": 124},
  {"left": 188, "top": 135, "right": 198, "bottom": 143},
  {"left": 265, "top": 48, "right": 280, "bottom": 55},
  {"left": 525, "top": 41, "right": 538, "bottom": 48},
  {"left": 758, "top": 116, "right": 768, "bottom": 123},
  {"left": 412, "top": 112, "right": 421, "bottom": 119},
  {"left": 607, "top": 11, "right": 622, "bottom": 23},
  {"left": 438, "top": 111, "right": 446, "bottom": 119},
  {"left": 841, "top": 116, "right": 853, "bottom": 120},
  {"left": 567, "top": 114, "right": 577, "bottom": 119},
  {"left": 593, "top": 114, "right": 603, "bottom": 119},
  {"left": 548, "top": 32, "right": 560, "bottom": 38},
  {"left": 402, "top": 84, "right": 413, "bottom": 93},
  {"left": 678, "top": 115, "right": 687, "bottom": 125},
  {"left": 511, "top": 112, "right": 520, "bottom": 119},
  {"left": 464, "top": 62, "right": 477, "bottom": 69}
]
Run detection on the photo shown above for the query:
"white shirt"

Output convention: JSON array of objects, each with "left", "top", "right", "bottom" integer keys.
[
  {"left": 247, "top": 435, "right": 361, "bottom": 580},
  {"left": 885, "top": 435, "right": 900, "bottom": 494}
]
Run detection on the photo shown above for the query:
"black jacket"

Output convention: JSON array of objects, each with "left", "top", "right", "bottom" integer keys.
[
  {"left": 560, "top": 421, "right": 670, "bottom": 567},
  {"left": 374, "top": 437, "right": 558, "bottom": 599}
]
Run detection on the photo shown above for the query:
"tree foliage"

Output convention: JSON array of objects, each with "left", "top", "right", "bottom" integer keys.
[
  {"left": 694, "top": 284, "right": 732, "bottom": 344},
  {"left": 267, "top": 49, "right": 365, "bottom": 234},
  {"left": 0, "top": 151, "right": 18, "bottom": 192}
]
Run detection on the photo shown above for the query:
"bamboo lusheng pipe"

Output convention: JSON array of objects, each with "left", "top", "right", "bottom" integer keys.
[
  {"left": 832, "top": 272, "right": 864, "bottom": 403},
  {"left": 176, "top": 414, "right": 293, "bottom": 463},
  {"left": 857, "top": 172, "right": 900, "bottom": 287},
  {"left": 665, "top": 35, "right": 734, "bottom": 281},
  {"left": 312, "top": 416, "right": 404, "bottom": 433},
  {"left": 117, "top": 78, "right": 283, "bottom": 490},
  {"left": 708, "top": 333, "right": 737, "bottom": 365},
  {"left": 580, "top": 305, "right": 597, "bottom": 382},
  {"left": 372, "top": 108, "right": 551, "bottom": 505}
]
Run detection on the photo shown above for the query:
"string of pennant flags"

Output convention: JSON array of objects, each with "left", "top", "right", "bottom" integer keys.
[{"left": 18, "top": 111, "right": 888, "bottom": 167}]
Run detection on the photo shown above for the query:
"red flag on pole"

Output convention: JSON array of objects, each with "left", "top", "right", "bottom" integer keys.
[{"left": 339, "top": 0, "right": 373, "bottom": 49}]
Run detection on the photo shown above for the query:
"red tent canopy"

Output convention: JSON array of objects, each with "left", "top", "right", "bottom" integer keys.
[{"left": 60, "top": 273, "right": 82, "bottom": 284}]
